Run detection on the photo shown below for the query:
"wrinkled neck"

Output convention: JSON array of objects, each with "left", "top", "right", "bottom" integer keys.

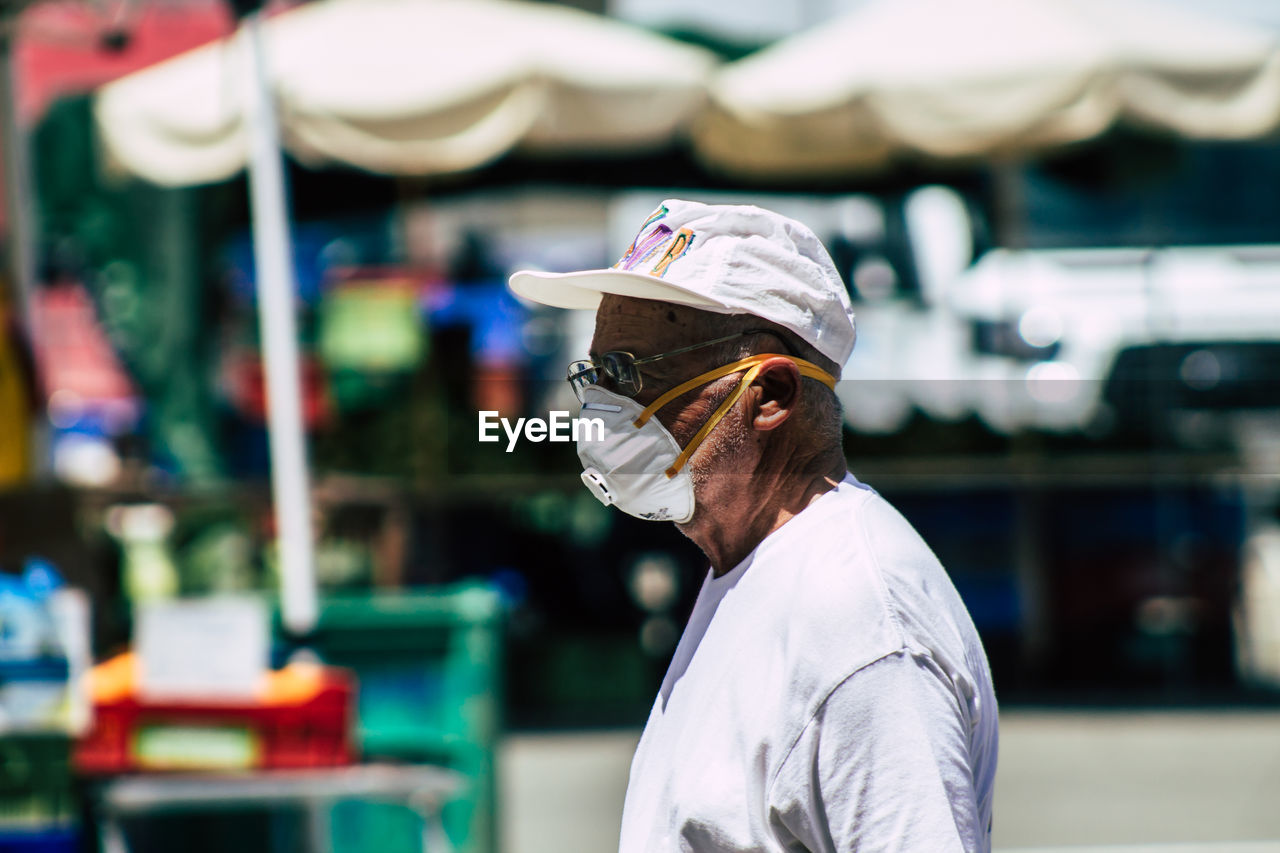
[{"left": 680, "top": 451, "right": 847, "bottom": 575}]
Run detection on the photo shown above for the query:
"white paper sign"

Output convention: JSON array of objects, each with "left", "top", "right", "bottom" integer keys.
[{"left": 136, "top": 597, "right": 268, "bottom": 702}]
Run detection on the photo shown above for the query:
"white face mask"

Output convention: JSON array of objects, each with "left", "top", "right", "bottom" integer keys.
[
  {"left": 574, "top": 354, "right": 838, "bottom": 524},
  {"left": 577, "top": 385, "right": 696, "bottom": 523}
]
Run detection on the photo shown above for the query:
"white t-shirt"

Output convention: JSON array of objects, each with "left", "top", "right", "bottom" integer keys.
[{"left": 618, "top": 474, "right": 998, "bottom": 853}]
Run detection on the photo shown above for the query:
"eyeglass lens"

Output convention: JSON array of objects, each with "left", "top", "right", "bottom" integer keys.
[
  {"left": 567, "top": 352, "right": 643, "bottom": 401},
  {"left": 567, "top": 360, "right": 598, "bottom": 400},
  {"left": 601, "top": 352, "right": 641, "bottom": 395}
]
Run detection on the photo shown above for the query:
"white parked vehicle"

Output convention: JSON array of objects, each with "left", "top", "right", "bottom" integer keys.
[{"left": 944, "top": 242, "right": 1280, "bottom": 435}]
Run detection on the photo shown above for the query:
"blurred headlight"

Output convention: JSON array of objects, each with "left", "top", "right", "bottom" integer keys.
[{"left": 971, "top": 319, "right": 1061, "bottom": 361}]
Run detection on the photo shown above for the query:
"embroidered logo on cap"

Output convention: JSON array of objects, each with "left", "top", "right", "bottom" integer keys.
[
  {"left": 614, "top": 205, "right": 695, "bottom": 279},
  {"left": 649, "top": 228, "right": 693, "bottom": 277}
]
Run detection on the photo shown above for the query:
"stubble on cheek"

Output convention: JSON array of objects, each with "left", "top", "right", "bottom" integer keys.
[{"left": 684, "top": 382, "right": 756, "bottom": 499}]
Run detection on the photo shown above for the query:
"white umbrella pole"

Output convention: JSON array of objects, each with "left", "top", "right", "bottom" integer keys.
[
  {"left": 241, "top": 12, "right": 317, "bottom": 634},
  {"left": 0, "top": 13, "right": 43, "bottom": 477},
  {"left": 0, "top": 23, "right": 35, "bottom": 336}
]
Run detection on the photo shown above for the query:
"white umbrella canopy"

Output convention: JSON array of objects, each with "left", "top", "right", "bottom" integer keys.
[
  {"left": 694, "top": 0, "right": 1280, "bottom": 178},
  {"left": 95, "top": 0, "right": 716, "bottom": 187}
]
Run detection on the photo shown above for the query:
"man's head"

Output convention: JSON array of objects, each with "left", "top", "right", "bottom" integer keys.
[
  {"left": 510, "top": 199, "right": 857, "bottom": 372},
  {"left": 509, "top": 199, "right": 855, "bottom": 533},
  {"left": 588, "top": 295, "right": 843, "bottom": 511}
]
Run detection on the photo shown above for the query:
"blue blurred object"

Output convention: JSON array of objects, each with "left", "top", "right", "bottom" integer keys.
[
  {"left": 488, "top": 568, "right": 528, "bottom": 610},
  {"left": 425, "top": 281, "right": 527, "bottom": 364},
  {"left": 890, "top": 492, "right": 1023, "bottom": 635},
  {"left": 0, "top": 826, "right": 79, "bottom": 853},
  {"left": 0, "top": 561, "right": 74, "bottom": 731},
  {"left": 18, "top": 562, "right": 62, "bottom": 601},
  {"left": 0, "top": 577, "right": 49, "bottom": 662},
  {"left": 225, "top": 218, "right": 396, "bottom": 307},
  {"left": 951, "top": 576, "right": 1022, "bottom": 634}
]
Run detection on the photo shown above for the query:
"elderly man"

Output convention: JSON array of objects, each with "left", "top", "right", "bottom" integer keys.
[{"left": 510, "top": 200, "right": 998, "bottom": 853}]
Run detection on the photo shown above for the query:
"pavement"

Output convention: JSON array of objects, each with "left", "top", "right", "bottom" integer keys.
[{"left": 498, "top": 710, "right": 1280, "bottom": 853}]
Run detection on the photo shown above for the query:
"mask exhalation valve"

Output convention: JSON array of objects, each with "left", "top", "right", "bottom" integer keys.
[{"left": 581, "top": 467, "right": 615, "bottom": 506}]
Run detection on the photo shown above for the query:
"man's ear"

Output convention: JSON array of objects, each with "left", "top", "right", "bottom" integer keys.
[{"left": 751, "top": 357, "right": 801, "bottom": 432}]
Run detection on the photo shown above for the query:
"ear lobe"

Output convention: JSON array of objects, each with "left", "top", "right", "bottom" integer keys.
[{"left": 751, "top": 358, "right": 801, "bottom": 432}]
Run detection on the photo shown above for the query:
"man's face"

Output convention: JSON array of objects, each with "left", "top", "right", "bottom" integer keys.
[{"left": 590, "top": 296, "right": 757, "bottom": 508}]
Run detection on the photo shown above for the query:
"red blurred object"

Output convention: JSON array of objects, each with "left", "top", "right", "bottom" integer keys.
[
  {"left": 30, "top": 281, "right": 137, "bottom": 403},
  {"left": 75, "top": 669, "right": 356, "bottom": 774},
  {"left": 221, "top": 349, "right": 333, "bottom": 429},
  {"left": 0, "top": 0, "right": 294, "bottom": 235},
  {"left": 17, "top": 0, "right": 234, "bottom": 126}
]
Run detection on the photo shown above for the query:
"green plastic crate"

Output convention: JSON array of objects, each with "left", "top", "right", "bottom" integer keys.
[
  {"left": 328, "top": 800, "right": 427, "bottom": 853},
  {"left": 286, "top": 582, "right": 502, "bottom": 853}
]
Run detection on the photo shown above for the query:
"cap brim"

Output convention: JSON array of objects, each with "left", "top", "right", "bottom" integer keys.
[{"left": 508, "top": 268, "right": 729, "bottom": 311}]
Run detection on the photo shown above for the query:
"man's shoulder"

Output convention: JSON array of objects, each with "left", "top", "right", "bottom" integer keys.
[
  {"left": 796, "top": 479, "right": 962, "bottom": 617},
  {"left": 772, "top": 476, "right": 942, "bottom": 602},
  {"left": 757, "top": 478, "right": 978, "bottom": 695},
  {"left": 805, "top": 478, "right": 938, "bottom": 563},
  {"left": 746, "top": 482, "right": 912, "bottom": 697}
]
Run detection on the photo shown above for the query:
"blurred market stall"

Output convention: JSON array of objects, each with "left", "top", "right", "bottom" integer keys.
[
  {"left": 86, "top": 0, "right": 716, "bottom": 637},
  {"left": 694, "top": 0, "right": 1280, "bottom": 178}
]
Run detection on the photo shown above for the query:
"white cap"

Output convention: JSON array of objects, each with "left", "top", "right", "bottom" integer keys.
[{"left": 508, "top": 199, "right": 857, "bottom": 374}]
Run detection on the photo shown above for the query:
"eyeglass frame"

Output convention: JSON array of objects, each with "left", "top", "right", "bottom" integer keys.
[{"left": 566, "top": 328, "right": 796, "bottom": 401}]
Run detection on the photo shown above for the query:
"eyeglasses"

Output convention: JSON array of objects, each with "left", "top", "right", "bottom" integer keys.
[{"left": 567, "top": 329, "right": 791, "bottom": 401}]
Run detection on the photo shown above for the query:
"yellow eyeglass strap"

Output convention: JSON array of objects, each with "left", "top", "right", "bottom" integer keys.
[{"left": 633, "top": 354, "right": 837, "bottom": 429}]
